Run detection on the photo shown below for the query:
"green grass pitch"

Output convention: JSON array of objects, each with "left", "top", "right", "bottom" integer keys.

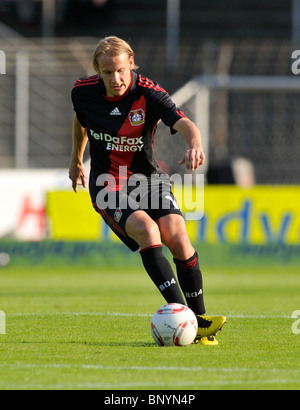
[{"left": 0, "top": 263, "right": 299, "bottom": 390}]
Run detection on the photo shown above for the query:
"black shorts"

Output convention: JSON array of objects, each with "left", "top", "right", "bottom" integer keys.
[{"left": 90, "top": 173, "right": 184, "bottom": 252}]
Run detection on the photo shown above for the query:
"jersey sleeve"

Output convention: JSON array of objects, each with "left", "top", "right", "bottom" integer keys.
[
  {"left": 71, "top": 82, "right": 88, "bottom": 128},
  {"left": 147, "top": 88, "right": 187, "bottom": 134}
]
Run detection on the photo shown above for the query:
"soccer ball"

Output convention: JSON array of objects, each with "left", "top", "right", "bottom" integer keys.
[{"left": 151, "top": 303, "right": 198, "bottom": 347}]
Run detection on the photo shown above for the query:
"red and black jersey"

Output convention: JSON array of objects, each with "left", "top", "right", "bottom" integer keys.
[{"left": 71, "top": 71, "right": 186, "bottom": 193}]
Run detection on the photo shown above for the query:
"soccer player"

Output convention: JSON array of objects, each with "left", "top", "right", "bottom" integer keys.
[{"left": 69, "top": 36, "right": 226, "bottom": 344}]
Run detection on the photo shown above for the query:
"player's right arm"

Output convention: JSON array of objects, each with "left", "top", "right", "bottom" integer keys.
[{"left": 69, "top": 115, "right": 88, "bottom": 193}]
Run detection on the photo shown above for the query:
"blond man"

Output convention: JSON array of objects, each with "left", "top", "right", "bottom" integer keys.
[{"left": 69, "top": 36, "right": 226, "bottom": 344}]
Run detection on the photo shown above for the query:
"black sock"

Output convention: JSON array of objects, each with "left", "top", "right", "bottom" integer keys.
[
  {"left": 140, "top": 245, "right": 186, "bottom": 305},
  {"left": 174, "top": 252, "right": 206, "bottom": 315}
]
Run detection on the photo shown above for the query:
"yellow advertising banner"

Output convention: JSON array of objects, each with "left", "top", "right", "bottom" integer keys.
[
  {"left": 182, "top": 186, "right": 300, "bottom": 244},
  {"left": 46, "top": 186, "right": 300, "bottom": 245},
  {"left": 46, "top": 191, "right": 101, "bottom": 241}
]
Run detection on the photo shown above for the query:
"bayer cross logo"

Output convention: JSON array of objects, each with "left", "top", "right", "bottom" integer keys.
[
  {"left": 129, "top": 109, "right": 145, "bottom": 126},
  {"left": 0, "top": 50, "right": 6, "bottom": 75}
]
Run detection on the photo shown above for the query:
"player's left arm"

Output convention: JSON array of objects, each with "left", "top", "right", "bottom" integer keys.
[{"left": 173, "top": 117, "right": 206, "bottom": 171}]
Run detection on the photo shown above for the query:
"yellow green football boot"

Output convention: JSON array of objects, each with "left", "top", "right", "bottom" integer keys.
[
  {"left": 194, "top": 315, "right": 227, "bottom": 344},
  {"left": 196, "top": 336, "right": 219, "bottom": 346}
]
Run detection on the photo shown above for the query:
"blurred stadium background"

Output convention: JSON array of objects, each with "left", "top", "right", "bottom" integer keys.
[{"left": 0, "top": 0, "right": 300, "bottom": 266}]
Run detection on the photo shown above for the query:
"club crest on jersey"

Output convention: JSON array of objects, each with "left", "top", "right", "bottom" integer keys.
[
  {"left": 129, "top": 109, "right": 145, "bottom": 127},
  {"left": 114, "top": 207, "right": 123, "bottom": 223}
]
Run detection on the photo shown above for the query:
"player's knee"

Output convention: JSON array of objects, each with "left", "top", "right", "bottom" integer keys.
[
  {"left": 168, "top": 234, "right": 184, "bottom": 252},
  {"left": 167, "top": 234, "right": 194, "bottom": 260},
  {"left": 137, "top": 220, "right": 160, "bottom": 244},
  {"left": 126, "top": 215, "right": 161, "bottom": 246}
]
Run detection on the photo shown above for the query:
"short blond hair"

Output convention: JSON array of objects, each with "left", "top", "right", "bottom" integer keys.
[{"left": 93, "top": 36, "right": 139, "bottom": 73}]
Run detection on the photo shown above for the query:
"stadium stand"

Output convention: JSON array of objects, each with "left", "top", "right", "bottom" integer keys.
[
  {"left": 0, "top": 0, "right": 298, "bottom": 184},
  {"left": 0, "top": 0, "right": 292, "bottom": 39}
]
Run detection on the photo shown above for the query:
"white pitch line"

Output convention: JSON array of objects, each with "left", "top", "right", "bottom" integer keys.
[
  {"left": 0, "top": 363, "right": 250, "bottom": 373},
  {"left": 9, "top": 312, "right": 151, "bottom": 318},
  {"left": 7, "top": 312, "right": 292, "bottom": 319},
  {"left": 2, "top": 363, "right": 299, "bottom": 375},
  {"left": 0, "top": 378, "right": 297, "bottom": 390},
  {"left": 1, "top": 364, "right": 298, "bottom": 390}
]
